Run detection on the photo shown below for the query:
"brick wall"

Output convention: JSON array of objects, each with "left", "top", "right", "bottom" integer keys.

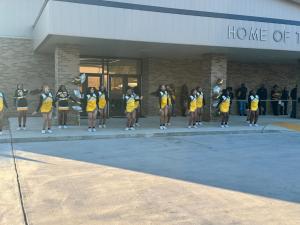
[
  {"left": 142, "top": 57, "right": 205, "bottom": 116},
  {"left": 141, "top": 55, "right": 227, "bottom": 120},
  {"left": 0, "top": 38, "right": 54, "bottom": 119}
]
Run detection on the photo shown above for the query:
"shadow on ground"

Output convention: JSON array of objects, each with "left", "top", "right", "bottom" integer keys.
[{"left": 13, "top": 132, "right": 300, "bottom": 204}]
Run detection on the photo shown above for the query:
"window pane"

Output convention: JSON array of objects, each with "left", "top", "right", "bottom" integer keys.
[
  {"left": 88, "top": 77, "right": 100, "bottom": 88},
  {"left": 108, "top": 59, "right": 139, "bottom": 75},
  {"left": 80, "top": 66, "right": 103, "bottom": 74},
  {"left": 128, "top": 77, "right": 138, "bottom": 88}
]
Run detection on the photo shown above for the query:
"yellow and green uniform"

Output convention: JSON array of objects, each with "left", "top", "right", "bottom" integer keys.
[
  {"left": 0, "top": 92, "right": 8, "bottom": 112},
  {"left": 98, "top": 91, "right": 107, "bottom": 110},
  {"left": 86, "top": 93, "right": 97, "bottom": 112},
  {"left": 15, "top": 89, "right": 28, "bottom": 111},
  {"left": 125, "top": 94, "right": 136, "bottom": 113},
  {"left": 189, "top": 95, "right": 197, "bottom": 112},
  {"left": 134, "top": 94, "right": 141, "bottom": 109},
  {"left": 219, "top": 95, "right": 231, "bottom": 113},
  {"left": 168, "top": 95, "right": 172, "bottom": 106},
  {"left": 196, "top": 92, "right": 204, "bottom": 108},
  {"left": 55, "top": 91, "right": 74, "bottom": 111},
  {"left": 37, "top": 93, "right": 54, "bottom": 113},
  {"left": 249, "top": 95, "right": 259, "bottom": 111},
  {"left": 159, "top": 91, "right": 168, "bottom": 109}
]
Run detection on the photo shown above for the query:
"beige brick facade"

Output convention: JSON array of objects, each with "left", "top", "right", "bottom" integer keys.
[
  {"left": 0, "top": 38, "right": 54, "bottom": 119},
  {"left": 141, "top": 55, "right": 228, "bottom": 120}
]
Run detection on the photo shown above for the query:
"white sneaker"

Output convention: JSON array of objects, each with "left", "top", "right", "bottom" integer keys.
[
  {"left": 88, "top": 128, "right": 92, "bottom": 132},
  {"left": 99, "top": 125, "right": 102, "bottom": 128},
  {"left": 22, "top": 127, "right": 26, "bottom": 130},
  {"left": 125, "top": 127, "right": 130, "bottom": 131},
  {"left": 225, "top": 125, "right": 229, "bottom": 128},
  {"left": 249, "top": 124, "right": 253, "bottom": 127},
  {"left": 135, "top": 123, "right": 140, "bottom": 127},
  {"left": 63, "top": 125, "right": 68, "bottom": 129},
  {"left": 130, "top": 127, "right": 135, "bottom": 131},
  {"left": 58, "top": 126, "right": 62, "bottom": 129},
  {"left": 254, "top": 124, "right": 259, "bottom": 127},
  {"left": 17, "top": 127, "right": 21, "bottom": 131},
  {"left": 163, "top": 126, "right": 168, "bottom": 130},
  {"left": 160, "top": 126, "right": 164, "bottom": 130},
  {"left": 193, "top": 125, "right": 198, "bottom": 128},
  {"left": 48, "top": 129, "right": 53, "bottom": 134},
  {"left": 198, "top": 122, "right": 203, "bottom": 126},
  {"left": 92, "top": 128, "right": 96, "bottom": 132},
  {"left": 102, "top": 124, "right": 106, "bottom": 128},
  {"left": 188, "top": 126, "right": 192, "bottom": 129},
  {"left": 41, "top": 130, "right": 46, "bottom": 134},
  {"left": 220, "top": 125, "right": 225, "bottom": 128}
]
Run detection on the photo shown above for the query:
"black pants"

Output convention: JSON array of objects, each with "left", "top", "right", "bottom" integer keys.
[
  {"left": 259, "top": 101, "right": 266, "bottom": 115},
  {"left": 271, "top": 101, "right": 279, "bottom": 115},
  {"left": 280, "top": 101, "right": 288, "bottom": 115},
  {"left": 291, "top": 101, "right": 297, "bottom": 118}
]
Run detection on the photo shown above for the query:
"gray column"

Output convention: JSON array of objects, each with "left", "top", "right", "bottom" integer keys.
[{"left": 202, "top": 54, "right": 228, "bottom": 121}]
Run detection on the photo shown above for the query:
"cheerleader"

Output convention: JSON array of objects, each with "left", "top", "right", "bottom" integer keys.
[
  {"left": 124, "top": 88, "right": 136, "bottom": 130},
  {"left": 158, "top": 85, "right": 169, "bottom": 130},
  {"left": 0, "top": 90, "right": 8, "bottom": 135},
  {"left": 14, "top": 84, "right": 29, "bottom": 130},
  {"left": 166, "top": 85, "right": 174, "bottom": 126},
  {"left": 217, "top": 89, "right": 231, "bottom": 128},
  {"left": 195, "top": 87, "right": 205, "bottom": 126},
  {"left": 133, "top": 87, "right": 143, "bottom": 127},
  {"left": 188, "top": 89, "right": 198, "bottom": 128},
  {"left": 55, "top": 85, "right": 77, "bottom": 129},
  {"left": 32, "top": 85, "right": 55, "bottom": 134},
  {"left": 248, "top": 90, "right": 260, "bottom": 126},
  {"left": 98, "top": 86, "right": 108, "bottom": 128},
  {"left": 85, "top": 87, "right": 98, "bottom": 132}
]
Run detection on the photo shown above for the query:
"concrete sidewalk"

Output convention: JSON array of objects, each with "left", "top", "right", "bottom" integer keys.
[{"left": 0, "top": 115, "right": 298, "bottom": 143}]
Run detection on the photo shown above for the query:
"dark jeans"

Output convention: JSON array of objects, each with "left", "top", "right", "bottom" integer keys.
[
  {"left": 271, "top": 101, "right": 279, "bottom": 115},
  {"left": 280, "top": 101, "right": 288, "bottom": 115},
  {"left": 259, "top": 101, "right": 267, "bottom": 115},
  {"left": 291, "top": 101, "right": 297, "bottom": 118},
  {"left": 238, "top": 100, "right": 247, "bottom": 116}
]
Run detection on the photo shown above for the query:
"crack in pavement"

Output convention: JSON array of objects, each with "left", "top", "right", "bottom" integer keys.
[{"left": 8, "top": 122, "right": 29, "bottom": 225}]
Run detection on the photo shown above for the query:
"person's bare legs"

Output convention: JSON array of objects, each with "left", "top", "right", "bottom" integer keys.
[
  {"left": 126, "top": 112, "right": 132, "bottom": 128},
  {"left": 42, "top": 113, "right": 47, "bottom": 130},
  {"left": 254, "top": 111, "right": 259, "bottom": 124},
  {"left": 88, "top": 112, "right": 93, "bottom": 128},
  {"left": 22, "top": 111, "right": 27, "bottom": 127},
  {"left": 47, "top": 111, "right": 52, "bottom": 129},
  {"left": 0, "top": 112, "right": 4, "bottom": 132},
  {"left": 225, "top": 113, "right": 229, "bottom": 125},
  {"left": 92, "top": 110, "right": 97, "bottom": 128},
  {"left": 18, "top": 112, "right": 22, "bottom": 127}
]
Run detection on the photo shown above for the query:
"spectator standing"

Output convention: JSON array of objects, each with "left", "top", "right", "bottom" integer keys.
[
  {"left": 257, "top": 84, "right": 268, "bottom": 115},
  {"left": 290, "top": 85, "right": 298, "bottom": 118},
  {"left": 280, "top": 87, "right": 289, "bottom": 115},
  {"left": 271, "top": 85, "right": 282, "bottom": 116},
  {"left": 236, "top": 83, "right": 248, "bottom": 116}
]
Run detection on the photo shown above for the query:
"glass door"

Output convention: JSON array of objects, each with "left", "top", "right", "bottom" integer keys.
[{"left": 109, "top": 75, "right": 139, "bottom": 117}]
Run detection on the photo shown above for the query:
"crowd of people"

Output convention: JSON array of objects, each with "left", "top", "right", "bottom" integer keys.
[
  {"left": 233, "top": 83, "right": 298, "bottom": 118},
  {"left": 0, "top": 82, "right": 298, "bottom": 135}
]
